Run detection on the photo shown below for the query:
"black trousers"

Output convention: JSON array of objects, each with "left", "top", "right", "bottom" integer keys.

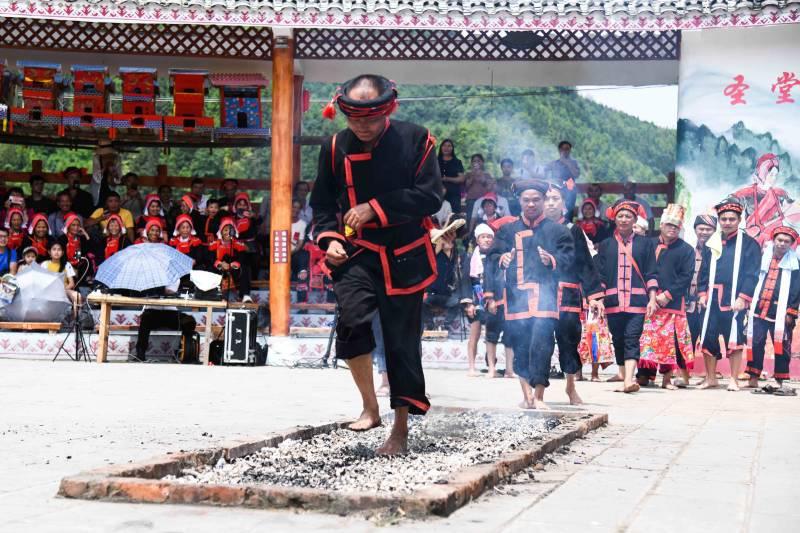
[
  {"left": 332, "top": 251, "right": 429, "bottom": 415},
  {"left": 507, "top": 316, "right": 557, "bottom": 388},
  {"left": 135, "top": 309, "right": 196, "bottom": 359},
  {"left": 702, "top": 301, "right": 746, "bottom": 360},
  {"left": 687, "top": 309, "right": 703, "bottom": 349},
  {"left": 607, "top": 312, "right": 645, "bottom": 365},
  {"left": 746, "top": 316, "right": 793, "bottom": 380},
  {"left": 556, "top": 311, "right": 582, "bottom": 375}
]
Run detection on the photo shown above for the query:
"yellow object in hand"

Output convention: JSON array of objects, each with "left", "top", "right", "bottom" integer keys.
[{"left": 345, "top": 225, "right": 355, "bottom": 237}]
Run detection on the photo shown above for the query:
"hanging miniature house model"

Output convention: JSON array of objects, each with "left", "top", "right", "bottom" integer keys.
[
  {"left": 0, "top": 60, "right": 12, "bottom": 130},
  {"left": 62, "top": 65, "right": 114, "bottom": 138},
  {"left": 9, "top": 61, "right": 68, "bottom": 135},
  {"left": 210, "top": 73, "right": 270, "bottom": 139},
  {"left": 164, "top": 68, "right": 213, "bottom": 140},
  {"left": 113, "top": 67, "right": 162, "bottom": 140}
]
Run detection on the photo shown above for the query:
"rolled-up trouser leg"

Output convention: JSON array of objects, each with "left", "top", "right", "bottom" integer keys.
[
  {"left": 528, "top": 317, "right": 558, "bottom": 388},
  {"left": 556, "top": 311, "right": 582, "bottom": 375}
]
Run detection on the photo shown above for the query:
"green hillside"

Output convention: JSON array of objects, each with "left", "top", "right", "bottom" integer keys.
[{"left": 0, "top": 83, "right": 676, "bottom": 199}]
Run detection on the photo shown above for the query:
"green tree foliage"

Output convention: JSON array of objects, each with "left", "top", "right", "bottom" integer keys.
[{"left": 2, "top": 82, "right": 676, "bottom": 202}]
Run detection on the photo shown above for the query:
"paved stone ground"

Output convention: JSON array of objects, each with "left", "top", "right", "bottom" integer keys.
[{"left": 1, "top": 359, "right": 798, "bottom": 532}]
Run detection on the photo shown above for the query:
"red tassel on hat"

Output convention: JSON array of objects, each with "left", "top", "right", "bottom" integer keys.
[{"left": 322, "top": 101, "right": 337, "bottom": 120}]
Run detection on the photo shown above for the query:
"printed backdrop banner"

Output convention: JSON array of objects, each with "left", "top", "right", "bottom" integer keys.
[{"left": 677, "top": 25, "right": 800, "bottom": 247}]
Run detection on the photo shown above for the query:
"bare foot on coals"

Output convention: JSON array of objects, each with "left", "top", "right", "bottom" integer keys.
[{"left": 376, "top": 431, "right": 408, "bottom": 456}]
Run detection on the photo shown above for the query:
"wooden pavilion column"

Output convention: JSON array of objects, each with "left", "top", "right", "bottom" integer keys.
[
  {"left": 269, "top": 29, "right": 295, "bottom": 336},
  {"left": 292, "top": 74, "right": 304, "bottom": 184}
]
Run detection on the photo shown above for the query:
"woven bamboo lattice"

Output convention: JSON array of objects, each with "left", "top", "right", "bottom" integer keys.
[
  {"left": 0, "top": 18, "right": 272, "bottom": 59},
  {"left": 294, "top": 28, "right": 680, "bottom": 61}
]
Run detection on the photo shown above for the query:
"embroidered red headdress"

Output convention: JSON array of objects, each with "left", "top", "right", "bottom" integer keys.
[
  {"left": 606, "top": 200, "right": 644, "bottom": 220},
  {"left": 771, "top": 225, "right": 799, "bottom": 242},
  {"left": 322, "top": 75, "right": 398, "bottom": 121},
  {"left": 714, "top": 197, "right": 744, "bottom": 216}
]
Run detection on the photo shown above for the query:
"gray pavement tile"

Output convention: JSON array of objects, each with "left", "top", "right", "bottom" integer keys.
[
  {"left": 626, "top": 493, "right": 746, "bottom": 533},
  {"left": 747, "top": 511, "right": 800, "bottom": 533}
]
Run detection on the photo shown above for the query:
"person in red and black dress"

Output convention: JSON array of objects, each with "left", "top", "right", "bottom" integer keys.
[
  {"left": 200, "top": 198, "right": 221, "bottom": 244},
  {"left": 594, "top": 199, "right": 658, "bottom": 393},
  {"left": 92, "top": 213, "right": 131, "bottom": 264},
  {"left": 135, "top": 194, "right": 167, "bottom": 240},
  {"left": 169, "top": 214, "right": 204, "bottom": 265},
  {"left": 208, "top": 217, "right": 250, "bottom": 301},
  {"left": 22, "top": 213, "right": 54, "bottom": 262},
  {"left": 4, "top": 208, "right": 27, "bottom": 251},
  {"left": 136, "top": 218, "right": 166, "bottom": 244},
  {"left": 310, "top": 75, "right": 442, "bottom": 455},
  {"left": 57, "top": 213, "right": 93, "bottom": 286}
]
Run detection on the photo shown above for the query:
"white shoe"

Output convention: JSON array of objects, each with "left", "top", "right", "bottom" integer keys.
[{"left": 242, "top": 295, "right": 253, "bottom": 303}]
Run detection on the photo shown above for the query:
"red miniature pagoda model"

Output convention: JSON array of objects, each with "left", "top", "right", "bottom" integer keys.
[
  {"left": 210, "top": 73, "right": 270, "bottom": 139},
  {"left": 63, "top": 65, "right": 114, "bottom": 138},
  {"left": 164, "top": 68, "right": 213, "bottom": 140},
  {"left": 113, "top": 67, "right": 162, "bottom": 140},
  {"left": 9, "top": 61, "right": 68, "bottom": 135}
]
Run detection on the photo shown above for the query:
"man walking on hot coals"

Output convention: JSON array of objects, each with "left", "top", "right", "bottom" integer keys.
[
  {"left": 678, "top": 215, "right": 716, "bottom": 387},
  {"left": 745, "top": 226, "right": 800, "bottom": 389},
  {"left": 594, "top": 200, "right": 658, "bottom": 393},
  {"left": 309, "top": 75, "right": 442, "bottom": 455},
  {"left": 697, "top": 198, "right": 760, "bottom": 391},
  {"left": 484, "top": 180, "right": 574, "bottom": 410},
  {"left": 543, "top": 182, "right": 603, "bottom": 404},
  {"left": 637, "top": 205, "right": 697, "bottom": 390}
]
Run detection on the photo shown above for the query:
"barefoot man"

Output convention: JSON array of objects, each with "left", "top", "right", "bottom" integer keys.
[
  {"left": 543, "top": 182, "right": 603, "bottom": 405},
  {"left": 637, "top": 205, "right": 697, "bottom": 389},
  {"left": 485, "top": 180, "right": 574, "bottom": 409},
  {"left": 309, "top": 75, "right": 442, "bottom": 455},
  {"left": 745, "top": 226, "right": 800, "bottom": 388},
  {"left": 697, "top": 198, "right": 760, "bottom": 391},
  {"left": 680, "top": 215, "right": 716, "bottom": 387},
  {"left": 594, "top": 200, "right": 658, "bottom": 393}
]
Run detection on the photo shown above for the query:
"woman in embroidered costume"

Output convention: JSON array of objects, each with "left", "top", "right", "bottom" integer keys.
[
  {"left": 208, "top": 217, "right": 251, "bottom": 301},
  {"left": 169, "top": 214, "right": 204, "bottom": 265},
  {"left": 21, "top": 213, "right": 54, "bottom": 262},
  {"left": 4, "top": 208, "right": 27, "bottom": 251},
  {"left": 135, "top": 194, "right": 167, "bottom": 239},
  {"left": 637, "top": 204, "right": 698, "bottom": 389},
  {"left": 57, "top": 213, "right": 93, "bottom": 286},
  {"left": 92, "top": 214, "right": 131, "bottom": 263},
  {"left": 136, "top": 218, "right": 166, "bottom": 244}
]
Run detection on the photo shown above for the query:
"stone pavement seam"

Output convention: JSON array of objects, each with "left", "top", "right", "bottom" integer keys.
[
  {"left": 614, "top": 397, "right": 714, "bottom": 532},
  {"left": 742, "top": 412, "right": 766, "bottom": 533},
  {"left": 492, "top": 420, "right": 636, "bottom": 533}
]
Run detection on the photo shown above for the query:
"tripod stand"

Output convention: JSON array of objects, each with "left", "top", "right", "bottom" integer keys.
[
  {"left": 322, "top": 304, "right": 340, "bottom": 368},
  {"left": 53, "top": 298, "right": 94, "bottom": 362}
]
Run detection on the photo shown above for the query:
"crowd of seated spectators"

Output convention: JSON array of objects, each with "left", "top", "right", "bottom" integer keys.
[{"left": 0, "top": 149, "right": 273, "bottom": 303}]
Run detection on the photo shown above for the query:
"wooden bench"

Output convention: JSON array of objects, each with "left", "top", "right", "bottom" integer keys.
[
  {"left": 0, "top": 321, "right": 62, "bottom": 333},
  {"left": 291, "top": 303, "right": 336, "bottom": 313}
]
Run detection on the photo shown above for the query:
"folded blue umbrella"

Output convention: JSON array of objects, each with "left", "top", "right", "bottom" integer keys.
[{"left": 95, "top": 243, "right": 193, "bottom": 292}]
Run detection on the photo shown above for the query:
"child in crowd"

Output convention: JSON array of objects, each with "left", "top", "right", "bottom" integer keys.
[
  {"left": 42, "top": 241, "right": 80, "bottom": 306},
  {"left": 16, "top": 246, "right": 38, "bottom": 274},
  {"left": 202, "top": 198, "right": 222, "bottom": 243},
  {"left": 0, "top": 228, "right": 17, "bottom": 276}
]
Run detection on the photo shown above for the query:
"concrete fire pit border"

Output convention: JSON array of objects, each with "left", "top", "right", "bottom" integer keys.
[{"left": 58, "top": 408, "right": 607, "bottom": 517}]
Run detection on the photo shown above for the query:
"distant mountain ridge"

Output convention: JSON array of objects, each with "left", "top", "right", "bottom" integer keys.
[{"left": 677, "top": 118, "right": 797, "bottom": 189}]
